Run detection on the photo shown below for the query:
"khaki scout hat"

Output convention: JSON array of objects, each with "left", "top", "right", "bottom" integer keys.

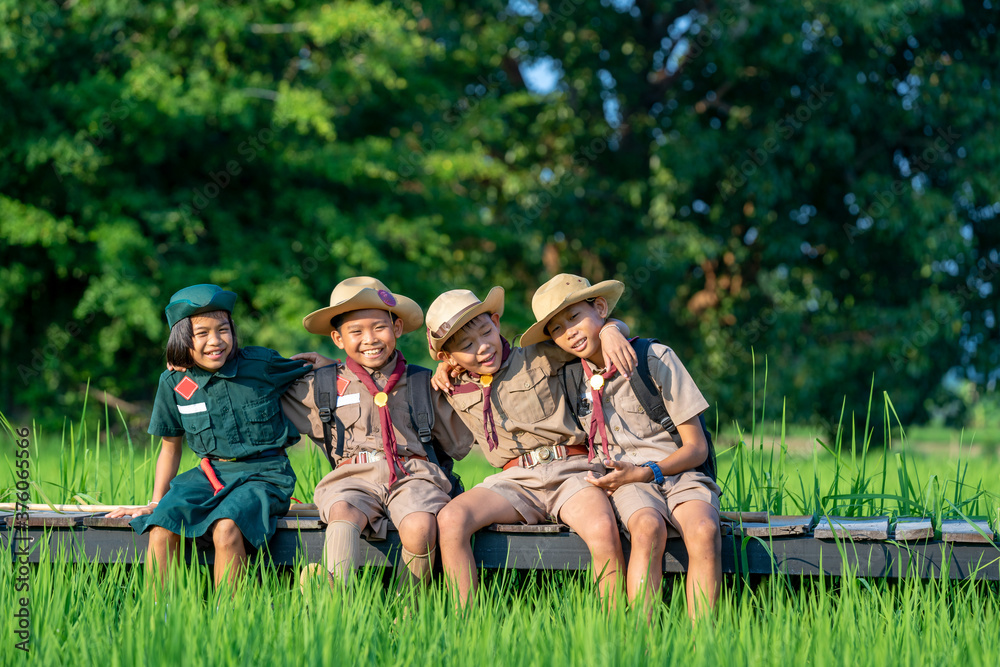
[
  {"left": 519, "top": 273, "right": 624, "bottom": 347},
  {"left": 165, "top": 284, "right": 238, "bottom": 329},
  {"left": 302, "top": 276, "right": 424, "bottom": 335},
  {"left": 425, "top": 286, "right": 505, "bottom": 356}
]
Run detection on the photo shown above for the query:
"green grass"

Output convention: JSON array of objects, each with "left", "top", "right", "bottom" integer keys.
[{"left": 2, "top": 390, "right": 1000, "bottom": 666}]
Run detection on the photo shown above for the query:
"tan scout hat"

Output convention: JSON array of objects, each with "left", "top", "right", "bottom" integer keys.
[
  {"left": 519, "top": 273, "right": 624, "bottom": 347},
  {"left": 426, "top": 286, "right": 505, "bottom": 356},
  {"left": 303, "top": 276, "right": 424, "bottom": 335}
]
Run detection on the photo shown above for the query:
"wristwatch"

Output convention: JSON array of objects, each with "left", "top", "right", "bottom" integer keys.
[{"left": 641, "top": 461, "right": 665, "bottom": 485}]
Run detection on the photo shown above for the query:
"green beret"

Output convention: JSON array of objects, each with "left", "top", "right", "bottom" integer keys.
[{"left": 165, "top": 284, "right": 238, "bottom": 329}]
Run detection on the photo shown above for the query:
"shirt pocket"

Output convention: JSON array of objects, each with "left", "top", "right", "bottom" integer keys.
[
  {"left": 505, "top": 367, "right": 557, "bottom": 424},
  {"left": 616, "top": 393, "right": 660, "bottom": 440},
  {"left": 243, "top": 398, "right": 285, "bottom": 446},
  {"left": 181, "top": 412, "right": 213, "bottom": 456}
]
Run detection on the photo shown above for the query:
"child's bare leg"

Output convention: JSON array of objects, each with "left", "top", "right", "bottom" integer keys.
[
  {"left": 322, "top": 501, "right": 368, "bottom": 588},
  {"left": 210, "top": 518, "right": 247, "bottom": 589},
  {"left": 146, "top": 526, "right": 181, "bottom": 584},
  {"left": 625, "top": 508, "right": 668, "bottom": 613},
  {"left": 559, "top": 487, "right": 625, "bottom": 606},
  {"left": 671, "top": 501, "right": 721, "bottom": 622},
  {"left": 437, "top": 488, "right": 523, "bottom": 607},
  {"left": 395, "top": 511, "right": 438, "bottom": 586}
]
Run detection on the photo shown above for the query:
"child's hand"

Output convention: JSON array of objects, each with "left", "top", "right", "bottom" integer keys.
[
  {"left": 431, "top": 361, "right": 457, "bottom": 394},
  {"left": 290, "top": 352, "right": 339, "bottom": 368},
  {"left": 586, "top": 460, "right": 648, "bottom": 495},
  {"left": 106, "top": 503, "right": 157, "bottom": 518},
  {"left": 600, "top": 325, "right": 637, "bottom": 378},
  {"left": 166, "top": 362, "right": 188, "bottom": 372}
]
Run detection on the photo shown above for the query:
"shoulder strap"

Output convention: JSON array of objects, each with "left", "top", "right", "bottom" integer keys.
[
  {"left": 628, "top": 338, "right": 718, "bottom": 481},
  {"left": 558, "top": 362, "right": 584, "bottom": 431},
  {"left": 312, "top": 364, "right": 345, "bottom": 461},
  {"left": 405, "top": 365, "right": 436, "bottom": 456}
]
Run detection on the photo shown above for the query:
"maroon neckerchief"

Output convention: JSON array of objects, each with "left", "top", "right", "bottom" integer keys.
[
  {"left": 450, "top": 337, "right": 511, "bottom": 451},
  {"left": 581, "top": 359, "right": 618, "bottom": 463},
  {"left": 345, "top": 352, "right": 408, "bottom": 486}
]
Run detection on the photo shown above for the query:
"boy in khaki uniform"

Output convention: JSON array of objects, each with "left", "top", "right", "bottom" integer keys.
[
  {"left": 282, "top": 277, "right": 475, "bottom": 588},
  {"left": 426, "top": 285, "right": 638, "bottom": 607},
  {"left": 522, "top": 273, "right": 722, "bottom": 621}
]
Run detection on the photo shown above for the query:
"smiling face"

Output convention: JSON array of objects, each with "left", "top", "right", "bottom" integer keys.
[
  {"left": 330, "top": 308, "right": 403, "bottom": 370},
  {"left": 189, "top": 314, "right": 235, "bottom": 371},
  {"left": 546, "top": 297, "right": 609, "bottom": 367},
  {"left": 440, "top": 313, "right": 503, "bottom": 376}
]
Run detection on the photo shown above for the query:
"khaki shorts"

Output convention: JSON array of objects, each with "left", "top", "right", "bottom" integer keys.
[
  {"left": 610, "top": 470, "right": 721, "bottom": 537},
  {"left": 478, "top": 456, "right": 605, "bottom": 524},
  {"left": 313, "top": 457, "right": 451, "bottom": 540}
]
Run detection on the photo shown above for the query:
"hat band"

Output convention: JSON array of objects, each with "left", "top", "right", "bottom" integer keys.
[{"left": 431, "top": 302, "right": 483, "bottom": 340}]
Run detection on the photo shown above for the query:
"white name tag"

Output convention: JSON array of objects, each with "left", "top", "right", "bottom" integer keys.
[
  {"left": 337, "top": 394, "right": 360, "bottom": 407},
  {"left": 178, "top": 402, "right": 207, "bottom": 414}
]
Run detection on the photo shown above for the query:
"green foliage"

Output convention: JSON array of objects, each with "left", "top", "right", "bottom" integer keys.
[{"left": 1, "top": 1, "right": 997, "bottom": 431}]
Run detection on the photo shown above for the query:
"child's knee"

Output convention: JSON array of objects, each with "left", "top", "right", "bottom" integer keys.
[
  {"left": 437, "top": 502, "right": 472, "bottom": 539},
  {"left": 212, "top": 519, "right": 244, "bottom": 549},
  {"left": 399, "top": 512, "right": 437, "bottom": 548},
  {"left": 149, "top": 526, "right": 177, "bottom": 546},
  {"left": 685, "top": 514, "right": 721, "bottom": 550},
  {"left": 628, "top": 511, "right": 667, "bottom": 547}
]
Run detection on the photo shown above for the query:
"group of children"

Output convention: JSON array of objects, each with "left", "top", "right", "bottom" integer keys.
[{"left": 110, "top": 273, "right": 721, "bottom": 620}]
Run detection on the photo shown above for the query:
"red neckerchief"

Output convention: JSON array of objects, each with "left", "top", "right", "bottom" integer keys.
[
  {"left": 451, "top": 337, "right": 511, "bottom": 451},
  {"left": 345, "top": 352, "right": 408, "bottom": 486},
  {"left": 581, "top": 359, "right": 618, "bottom": 463}
]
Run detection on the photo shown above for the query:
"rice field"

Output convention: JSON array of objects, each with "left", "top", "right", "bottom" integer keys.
[{"left": 2, "top": 393, "right": 999, "bottom": 665}]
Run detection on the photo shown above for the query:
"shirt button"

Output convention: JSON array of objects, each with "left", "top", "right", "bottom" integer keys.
[
  {"left": 524, "top": 380, "right": 530, "bottom": 388},
  {"left": 614, "top": 426, "right": 620, "bottom": 432},
  {"left": 374, "top": 427, "right": 380, "bottom": 433}
]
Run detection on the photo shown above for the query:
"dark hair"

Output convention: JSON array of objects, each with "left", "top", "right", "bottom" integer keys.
[
  {"left": 442, "top": 313, "right": 493, "bottom": 353},
  {"left": 330, "top": 310, "right": 398, "bottom": 332},
  {"left": 543, "top": 298, "right": 598, "bottom": 337},
  {"left": 166, "top": 310, "right": 239, "bottom": 368}
]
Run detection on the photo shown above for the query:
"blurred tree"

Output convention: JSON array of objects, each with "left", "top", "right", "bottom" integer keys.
[{"left": 1, "top": 0, "right": 997, "bottom": 435}]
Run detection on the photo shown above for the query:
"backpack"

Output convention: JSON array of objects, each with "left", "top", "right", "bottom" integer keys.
[
  {"left": 559, "top": 337, "right": 718, "bottom": 482},
  {"left": 312, "top": 363, "right": 464, "bottom": 498}
]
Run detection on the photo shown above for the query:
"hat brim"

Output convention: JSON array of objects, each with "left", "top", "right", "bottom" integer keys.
[
  {"left": 519, "top": 280, "right": 624, "bottom": 347},
  {"left": 428, "top": 286, "right": 505, "bottom": 355},
  {"left": 302, "top": 289, "right": 424, "bottom": 335}
]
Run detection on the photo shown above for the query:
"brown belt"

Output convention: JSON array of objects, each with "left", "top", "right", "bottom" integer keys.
[
  {"left": 337, "top": 451, "right": 428, "bottom": 468},
  {"left": 503, "top": 444, "right": 590, "bottom": 471}
]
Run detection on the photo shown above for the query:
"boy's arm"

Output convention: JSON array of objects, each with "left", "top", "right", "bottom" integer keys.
[{"left": 600, "top": 319, "right": 637, "bottom": 377}]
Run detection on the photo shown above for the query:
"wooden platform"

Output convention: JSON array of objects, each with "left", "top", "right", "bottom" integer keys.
[{"left": 4, "top": 510, "right": 998, "bottom": 580}]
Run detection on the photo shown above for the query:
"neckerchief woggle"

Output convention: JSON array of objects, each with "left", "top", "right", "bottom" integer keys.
[
  {"left": 345, "top": 352, "right": 408, "bottom": 486},
  {"left": 451, "top": 337, "right": 512, "bottom": 451}
]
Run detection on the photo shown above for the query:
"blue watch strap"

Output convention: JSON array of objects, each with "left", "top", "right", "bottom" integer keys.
[{"left": 642, "top": 461, "right": 665, "bottom": 485}]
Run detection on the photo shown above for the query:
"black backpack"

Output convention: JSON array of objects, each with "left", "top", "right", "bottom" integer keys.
[
  {"left": 312, "top": 363, "right": 464, "bottom": 498},
  {"left": 559, "top": 337, "right": 718, "bottom": 482}
]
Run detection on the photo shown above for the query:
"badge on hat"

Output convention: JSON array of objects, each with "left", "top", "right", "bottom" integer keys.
[{"left": 377, "top": 289, "right": 397, "bottom": 307}]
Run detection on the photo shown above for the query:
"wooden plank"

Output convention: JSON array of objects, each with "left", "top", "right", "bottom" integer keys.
[
  {"left": 733, "top": 515, "right": 814, "bottom": 538},
  {"left": 276, "top": 516, "right": 323, "bottom": 530},
  {"left": 894, "top": 518, "right": 934, "bottom": 541},
  {"left": 487, "top": 523, "right": 565, "bottom": 534},
  {"left": 815, "top": 516, "right": 890, "bottom": 541},
  {"left": 82, "top": 515, "right": 136, "bottom": 529},
  {"left": 0, "top": 503, "right": 144, "bottom": 513},
  {"left": 4, "top": 511, "right": 100, "bottom": 528},
  {"left": 941, "top": 519, "right": 994, "bottom": 544}
]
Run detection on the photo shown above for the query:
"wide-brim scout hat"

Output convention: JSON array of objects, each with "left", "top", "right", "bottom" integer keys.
[
  {"left": 302, "top": 276, "right": 424, "bottom": 335},
  {"left": 519, "top": 273, "right": 624, "bottom": 347},
  {"left": 425, "top": 286, "right": 505, "bottom": 356},
  {"left": 165, "top": 284, "right": 238, "bottom": 329}
]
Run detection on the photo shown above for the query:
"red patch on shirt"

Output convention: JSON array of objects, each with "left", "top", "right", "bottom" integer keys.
[
  {"left": 174, "top": 376, "right": 200, "bottom": 400},
  {"left": 337, "top": 375, "right": 350, "bottom": 397}
]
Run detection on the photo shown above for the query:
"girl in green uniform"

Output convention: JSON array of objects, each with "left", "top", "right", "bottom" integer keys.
[{"left": 109, "top": 284, "right": 312, "bottom": 588}]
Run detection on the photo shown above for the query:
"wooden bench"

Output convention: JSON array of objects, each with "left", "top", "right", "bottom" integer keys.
[{"left": 4, "top": 508, "right": 998, "bottom": 580}]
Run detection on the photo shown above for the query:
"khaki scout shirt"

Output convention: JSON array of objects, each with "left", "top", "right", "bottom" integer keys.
[
  {"left": 571, "top": 342, "right": 709, "bottom": 464},
  {"left": 444, "top": 341, "right": 586, "bottom": 468},
  {"left": 281, "top": 353, "right": 475, "bottom": 465},
  {"left": 148, "top": 346, "right": 312, "bottom": 460}
]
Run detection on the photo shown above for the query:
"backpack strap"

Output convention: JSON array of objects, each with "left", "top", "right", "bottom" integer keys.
[
  {"left": 558, "top": 362, "right": 584, "bottom": 431},
  {"left": 628, "top": 338, "right": 718, "bottom": 482},
  {"left": 405, "top": 365, "right": 437, "bottom": 464},
  {"left": 312, "top": 364, "right": 345, "bottom": 462}
]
